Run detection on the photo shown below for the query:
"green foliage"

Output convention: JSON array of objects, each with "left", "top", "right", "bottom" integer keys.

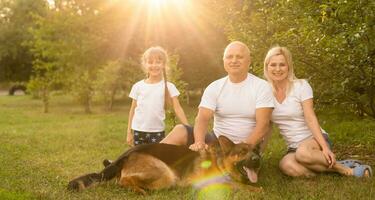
[
  {"left": 28, "top": 0, "right": 117, "bottom": 113},
  {"left": 0, "top": 0, "right": 47, "bottom": 82},
  {"left": 168, "top": 54, "right": 188, "bottom": 103},
  {"left": 95, "top": 59, "right": 143, "bottom": 111},
  {"left": 165, "top": 54, "right": 189, "bottom": 126},
  {"left": 211, "top": 0, "right": 375, "bottom": 118}
]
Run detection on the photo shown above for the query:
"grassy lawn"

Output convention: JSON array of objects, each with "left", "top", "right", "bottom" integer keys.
[{"left": 0, "top": 95, "right": 374, "bottom": 200}]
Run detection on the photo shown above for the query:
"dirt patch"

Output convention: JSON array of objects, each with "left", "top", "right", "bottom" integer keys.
[
  {"left": 0, "top": 90, "right": 8, "bottom": 96},
  {"left": 335, "top": 144, "right": 375, "bottom": 166}
]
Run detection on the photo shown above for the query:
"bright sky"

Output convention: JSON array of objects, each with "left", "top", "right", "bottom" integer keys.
[
  {"left": 43, "top": 0, "right": 215, "bottom": 56},
  {"left": 46, "top": 0, "right": 55, "bottom": 8}
]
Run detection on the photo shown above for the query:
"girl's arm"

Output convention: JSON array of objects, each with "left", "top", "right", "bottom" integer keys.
[
  {"left": 171, "top": 96, "right": 189, "bottom": 125},
  {"left": 302, "top": 98, "right": 336, "bottom": 167},
  {"left": 126, "top": 99, "right": 137, "bottom": 146}
]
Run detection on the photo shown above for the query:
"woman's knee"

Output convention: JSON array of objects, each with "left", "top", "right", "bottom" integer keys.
[
  {"left": 280, "top": 158, "right": 315, "bottom": 177},
  {"left": 295, "top": 146, "right": 313, "bottom": 165},
  {"left": 279, "top": 159, "right": 301, "bottom": 177}
]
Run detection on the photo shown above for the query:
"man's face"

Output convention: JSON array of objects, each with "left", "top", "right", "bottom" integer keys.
[{"left": 223, "top": 44, "right": 250, "bottom": 76}]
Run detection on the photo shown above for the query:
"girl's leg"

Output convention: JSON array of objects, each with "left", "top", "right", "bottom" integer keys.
[
  {"left": 279, "top": 153, "right": 316, "bottom": 177},
  {"left": 295, "top": 138, "right": 369, "bottom": 176},
  {"left": 160, "top": 124, "right": 188, "bottom": 145}
]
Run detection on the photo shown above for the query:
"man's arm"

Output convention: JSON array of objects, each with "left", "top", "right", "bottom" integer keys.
[
  {"left": 189, "top": 107, "right": 214, "bottom": 151},
  {"left": 246, "top": 107, "right": 273, "bottom": 147}
]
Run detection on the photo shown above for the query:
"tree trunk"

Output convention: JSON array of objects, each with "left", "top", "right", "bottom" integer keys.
[
  {"left": 108, "top": 88, "right": 117, "bottom": 111},
  {"left": 42, "top": 88, "right": 49, "bottom": 113},
  {"left": 84, "top": 93, "right": 91, "bottom": 114}
]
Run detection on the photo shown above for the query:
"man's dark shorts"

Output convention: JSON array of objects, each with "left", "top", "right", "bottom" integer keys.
[{"left": 183, "top": 124, "right": 218, "bottom": 146}]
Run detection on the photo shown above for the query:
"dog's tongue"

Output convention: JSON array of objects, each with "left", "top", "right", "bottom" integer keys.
[{"left": 243, "top": 166, "right": 258, "bottom": 183}]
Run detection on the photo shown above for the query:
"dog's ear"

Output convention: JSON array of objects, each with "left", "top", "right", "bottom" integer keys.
[{"left": 218, "top": 135, "right": 234, "bottom": 155}]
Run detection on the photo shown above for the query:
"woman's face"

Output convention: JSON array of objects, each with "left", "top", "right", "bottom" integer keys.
[
  {"left": 145, "top": 56, "right": 164, "bottom": 78},
  {"left": 267, "top": 54, "right": 289, "bottom": 82}
]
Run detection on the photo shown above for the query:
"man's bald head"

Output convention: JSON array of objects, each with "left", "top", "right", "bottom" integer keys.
[{"left": 223, "top": 41, "right": 251, "bottom": 59}]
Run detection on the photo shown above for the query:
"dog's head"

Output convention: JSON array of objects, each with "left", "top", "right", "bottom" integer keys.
[{"left": 217, "top": 135, "right": 260, "bottom": 184}]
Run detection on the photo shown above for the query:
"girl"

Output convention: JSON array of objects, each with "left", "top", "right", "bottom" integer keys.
[
  {"left": 263, "top": 46, "right": 372, "bottom": 177},
  {"left": 126, "top": 46, "right": 189, "bottom": 146}
]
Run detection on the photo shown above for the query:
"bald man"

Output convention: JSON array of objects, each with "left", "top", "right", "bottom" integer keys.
[{"left": 161, "top": 41, "right": 274, "bottom": 182}]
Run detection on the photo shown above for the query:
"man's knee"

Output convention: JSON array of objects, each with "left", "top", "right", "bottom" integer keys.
[
  {"left": 161, "top": 124, "right": 189, "bottom": 145},
  {"left": 173, "top": 124, "right": 188, "bottom": 132}
]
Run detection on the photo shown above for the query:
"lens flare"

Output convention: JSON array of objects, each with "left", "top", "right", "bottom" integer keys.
[{"left": 191, "top": 173, "right": 233, "bottom": 200}]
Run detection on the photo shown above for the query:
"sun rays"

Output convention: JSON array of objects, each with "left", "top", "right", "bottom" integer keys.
[{"left": 99, "top": 0, "right": 219, "bottom": 57}]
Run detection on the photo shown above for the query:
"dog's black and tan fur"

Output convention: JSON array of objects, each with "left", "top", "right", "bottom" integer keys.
[{"left": 67, "top": 136, "right": 261, "bottom": 194}]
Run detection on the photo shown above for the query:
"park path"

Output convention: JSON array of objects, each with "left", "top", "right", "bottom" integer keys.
[{"left": 0, "top": 90, "right": 7, "bottom": 96}]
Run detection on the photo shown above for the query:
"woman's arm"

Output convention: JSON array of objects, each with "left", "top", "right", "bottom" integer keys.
[
  {"left": 171, "top": 96, "right": 189, "bottom": 125},
  {"left": 302, "top": 98, "right": 336, "bottom": 167}
]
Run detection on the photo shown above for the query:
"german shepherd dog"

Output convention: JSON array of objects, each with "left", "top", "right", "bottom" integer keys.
[{"left": 67, "top": 135, "right": 261, "bottom": 194}]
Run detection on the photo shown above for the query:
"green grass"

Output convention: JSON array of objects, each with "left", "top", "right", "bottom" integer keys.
[{"left": 0, "top": 95, "right": 374, "bottom": 200}]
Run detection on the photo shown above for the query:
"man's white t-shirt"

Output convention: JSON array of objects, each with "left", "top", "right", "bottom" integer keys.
[
  {"left": 199, "top": 73, "right": 274, "bottom": 144},
  {"left": 129, "top": 80, "right": 180, "bottom": 132},
  {"left": 271, "top": 79, "right": 327, "bottom": 148}
]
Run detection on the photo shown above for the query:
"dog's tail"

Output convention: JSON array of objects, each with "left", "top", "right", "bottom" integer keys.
[{"left": 67, "top": 160, "right": 123, "bottom": 191}]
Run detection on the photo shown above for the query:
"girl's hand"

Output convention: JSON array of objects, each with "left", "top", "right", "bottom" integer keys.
[
  {"left": 126, "top": 131, "right": 134, "bottom": 147},
  {"left": 322, "top": 148, "right": 336, "bottom": 168}
]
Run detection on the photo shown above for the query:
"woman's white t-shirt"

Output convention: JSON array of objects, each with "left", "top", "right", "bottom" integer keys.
[
  {"left": 271, "top": 80, "right": 326, "bottom": 148},
  {"left": 129, "top": 80, "right": 180, "bottom": 132}
]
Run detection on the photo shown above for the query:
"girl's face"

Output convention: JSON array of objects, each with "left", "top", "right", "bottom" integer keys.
[
  {"left": 145, "top": 56, "right": 164, "bottom": 78},
  {"left": 267, "top": 54, "right": 289, "bottom": 82}
]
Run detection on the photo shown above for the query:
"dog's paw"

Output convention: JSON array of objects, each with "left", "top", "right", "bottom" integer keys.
[
  {"left": 67, "top": 180, "right": 82, "bottom": 192},
  {"left": 245, "top": 185, "right": 263, "bottom": 193},
  {"left": 102, "top": 159, "right": 112, "bottom": 167}
]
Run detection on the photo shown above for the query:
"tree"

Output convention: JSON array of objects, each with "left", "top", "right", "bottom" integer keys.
[
  {"left": 29, "top": 0, "right": 118, "bottom": 113},
  {"left": 210, "top": 0, "right": 375, "bottom": 118},
  {"left": 95, "top": 59, "right": 143, "bottom": 111},
  {"left": 0, "top": 0, "right": 47, "bottom": 82}
]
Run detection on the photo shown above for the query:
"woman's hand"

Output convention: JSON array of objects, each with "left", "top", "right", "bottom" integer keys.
[{"left": 322, "top": 148, "right": 336, "bottom": 168}]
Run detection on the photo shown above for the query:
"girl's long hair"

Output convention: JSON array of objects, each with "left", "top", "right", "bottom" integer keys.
[{"left": 141, "top": 46, "right": 172, "bottom": 109}]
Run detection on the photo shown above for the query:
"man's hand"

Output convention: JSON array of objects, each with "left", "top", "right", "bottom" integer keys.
[{"left": 189, "top": 142, "right": 208, "bottom": 151}]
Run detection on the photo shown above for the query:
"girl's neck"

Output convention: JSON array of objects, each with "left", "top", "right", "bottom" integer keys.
[{"left": 145, "top": 75, "right": 163, "bottom": 84}]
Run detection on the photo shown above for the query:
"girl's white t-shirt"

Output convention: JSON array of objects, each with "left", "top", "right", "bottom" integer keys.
[
  {"left": 129, "top": 80, "right": 180, "bottom": 132},
  {"left": 271, "top": 80, "right": 326, "bottom": 148}
]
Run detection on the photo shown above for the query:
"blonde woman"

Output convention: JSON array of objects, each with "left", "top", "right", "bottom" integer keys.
[{"left": 263, "top": 46, "right": 371, "bottom": 177}]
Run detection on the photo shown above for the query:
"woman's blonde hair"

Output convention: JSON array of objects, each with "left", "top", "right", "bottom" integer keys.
[
  {"left": 141, "top": 46, "right": 172, "bottom": 109},
  {"left": 263, "top": 46, "right": 297, "bottom": 94}
]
